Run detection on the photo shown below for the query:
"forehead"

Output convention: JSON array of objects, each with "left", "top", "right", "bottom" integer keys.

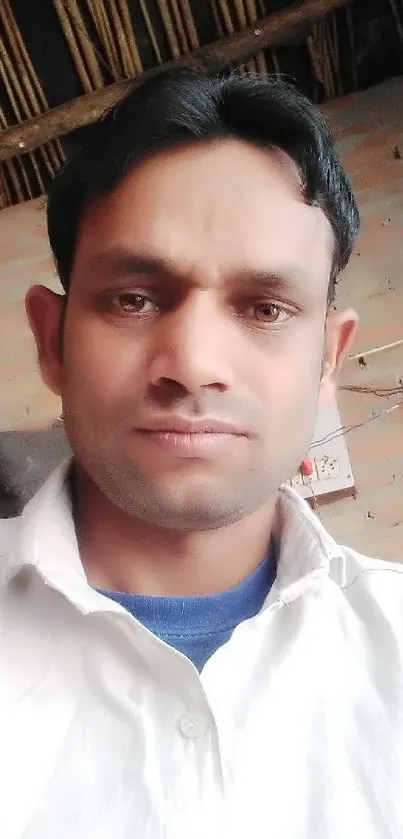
[{"left": 74, "top": 139, "right": 333, "bottom": 282}]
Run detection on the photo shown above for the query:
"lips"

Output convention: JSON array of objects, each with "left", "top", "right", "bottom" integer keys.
[
  {"left": 133, "top": 417, "right": 248, "bottom": 458},
  {"left": 136, "top": 417, "right": 246, "bottom": 436}
]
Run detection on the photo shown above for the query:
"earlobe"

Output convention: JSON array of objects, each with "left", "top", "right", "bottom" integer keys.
[
  {"left": 319, "top": 308, "right": 358, "bottom": 406},
  {"left": 25, "top": 285, "right": 66, "bottom": 396}
]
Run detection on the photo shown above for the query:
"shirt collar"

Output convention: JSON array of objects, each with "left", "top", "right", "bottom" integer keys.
[{"left": 2, "top": 459, "right": 342, "bottom": 611}]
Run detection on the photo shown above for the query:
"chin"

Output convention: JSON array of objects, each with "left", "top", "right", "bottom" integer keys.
[
  {"left": 113, "top": 475, "right": 244, "bottom": 530},
  {"left": 139, "top": 500, "right": 245, "bottom": 532}
]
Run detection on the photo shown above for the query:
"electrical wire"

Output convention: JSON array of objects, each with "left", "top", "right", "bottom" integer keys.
[
  {"left": 348, "top": 338, "right": 403, "bottom": 362},
  {"left": 311, "top": 402, "right": 401, "bottom": 449},
  {"left": 309, "top": 378, "right": 403, "bottom": 448},
  {"left": 340, "top": 384, "right": 403, "bottom": 397},
  {"left": 306, "top": 337, "right": 403, "bottom": 510}
]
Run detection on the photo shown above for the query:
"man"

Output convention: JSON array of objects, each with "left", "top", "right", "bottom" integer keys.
[{"left": 1, "top": 68, "right": 402, "bottom": 839}]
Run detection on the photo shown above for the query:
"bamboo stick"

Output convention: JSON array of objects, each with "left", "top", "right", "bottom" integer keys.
[
  {"left": 330, "top": 10, "right": 343, "bottom": 95},
  {"left": 259, "top": 0, "right": 279, "bottom": 78},
  {"left": 307, "top": 31, "right": 322, "bottom": 84},
  {"left": 221, "top": 0, "right": 253, "bottom": 74},
  {"left": 65, "top": 0, "right": 104, "bottom": 88},
  {"left": 4, "top": 157, "right": 25, "bottom": 202},
  {"left": 258, "top": 0, "right": 280, "bottom": 80},
  {"left": 324, "top": 30, "right": 336, "bottom": 98},
  {"left": 244, "top": 0, "right": 258, "bottom": 21},
  {"left": 15, "top": 151, "right": 33, "bottom": 198},
  {"left": 234, "top": 0, "right": 255, "bottom": 73},
  {"left": 157, "top": 0, "right": 181, "bottom": 59},
  {"left": 0, "top": 0, "right": 352, "bottom": 163},
  {"left": 0, "top": 107, "right": 13, "bottom": 206},
  {"left": 0, "top": 39, "right": 56, "bottom": 179},
  {"left": 87, "top": 0, "right": 120, "bottom": 79},
  {"left": 0, "top": 165, "right": 12, "bottom": 207},
  {"left": 234, "top": 0, "right": 247, "bottom": 27},
  {"left": 326, "top": 22, "right": 339, "bottom": 97},
  {"left": 388, "top": 0, "right": 403, "bottom": 45},
  {"left": 179, "top": 0, "right": 200, "bottom": 49},
  {"left": 86, "top": 0, "right": 116, "bottom": 76},
  {"left": 0, "top": 166, "right": 8, "bottom": 208},
  {"left": 117, "top": 0, "right": 143, "bottom": 72},
  {"left": 209, "top": 0, "right": 224, "bottom": 37},
  {"left": 170, "top": 0, "right": 190, "bottom": 53},
  {"left": 28, "top": 149, "right": 46, "bottom": 194},
  {"left": 243, "top": 0, "right": 267, "bottom": 77},
  {"left": 310, "top": 21, "right": 336, "bottom": 99},
  {"left": 217, "top": 0, "right": 234, "bottom": 34},
  {"left": 0, "top": 103, "right": 46, "bottom": 201},
  {"left": 1, "top": 5, "right": 38, "bottom": 117},
  {"left": 4, "top": 0, "right": 65, "bottom": 165},
  {"left": 1, "top": 48, "right": 56, "bottom": 180},
  {"left": 0, "top": 34, "right": 34, "bottom": 121},
  {"left": 271, "top": 49, "right": 281, "bottom": 76},
  {"left": 2, "top": 0, "right": 47, "bottom": 108},
  {"left": 1, "top": 0, "right": 64, "bottom": 171},
  {"left": 53, "top": 0, "right": 93, "bottom": 91},
  {"left": 316, "top": 23, "right": 328, "bottom": 93},
  {"left": 139, "top": 0, "right": 163, "bottom": 63},
  {"left": 108, "top": 2, "right": 135, "bottom": 76},
  {"left": 254, "top": 50, "right": 267, "bottom": 76},
  {"left": 0, "top": 51, "right": 24, "bottom": 123}
]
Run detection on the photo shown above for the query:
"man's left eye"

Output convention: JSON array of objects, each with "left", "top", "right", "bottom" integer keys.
[{"left": 244, "top": 302, "right": 292, "bottom": 324}]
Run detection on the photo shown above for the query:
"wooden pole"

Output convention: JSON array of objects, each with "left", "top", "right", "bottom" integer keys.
[{"left": 0, "top": 0, "right": 351, "bottom": 163}]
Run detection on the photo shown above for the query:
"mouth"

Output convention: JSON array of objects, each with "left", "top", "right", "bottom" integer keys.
[
  {"left": 136, "top": 416, "right": 247, "bottom": 435},
  {"left": 134, "top": 417, "right": 248, "bottom": 457}
]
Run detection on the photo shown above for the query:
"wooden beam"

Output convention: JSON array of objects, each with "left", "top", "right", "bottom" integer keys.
[{"left": 0, "top": 0, "right": 349, "bottom": 163}]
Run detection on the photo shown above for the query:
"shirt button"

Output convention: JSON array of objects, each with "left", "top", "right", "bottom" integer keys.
[{"left": 179, "top": 714, "right": 204, "bottom": 739}]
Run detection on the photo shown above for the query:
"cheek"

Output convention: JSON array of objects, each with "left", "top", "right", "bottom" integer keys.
[
  {"left": 252, "top": 330, "right": 324, "bottom": 411},
  {"left": 260, "top": 369, "right": 321, "bottom": 439},
  {"left": 255, "top": 348, "right": 322, "bottom": 475},
  {"left": 62, "top": 318, "right": 145, "bottom": 409}
]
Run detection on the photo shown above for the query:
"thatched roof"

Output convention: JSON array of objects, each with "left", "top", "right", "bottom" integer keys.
[{"left": 0, "top": 0, "right": 399, "bottom": 207}]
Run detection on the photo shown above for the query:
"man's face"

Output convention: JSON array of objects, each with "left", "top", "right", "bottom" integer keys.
[{"left": 28, "top": 139, "right": 356, "bottom": 530}]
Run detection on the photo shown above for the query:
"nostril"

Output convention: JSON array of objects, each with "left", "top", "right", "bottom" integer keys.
[
  {"left": 150, "top": 377, "right": 189, "bottom": 403},
  {"left": 159, "top": 377, "right": 186, "bottom": 392}
]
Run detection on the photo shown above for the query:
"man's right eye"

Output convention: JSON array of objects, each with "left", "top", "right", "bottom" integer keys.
[{"left": 110, "top": 293, "right": 158, "bottom": 314}]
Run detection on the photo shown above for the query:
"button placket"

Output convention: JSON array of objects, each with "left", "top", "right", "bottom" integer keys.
[{"left": 179, "top": 714, "right": 205, "bottom": 739}]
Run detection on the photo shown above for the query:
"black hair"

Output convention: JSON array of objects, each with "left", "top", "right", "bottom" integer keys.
[{"left": 47, "top": 68, "right": 359, "bottom": 302}]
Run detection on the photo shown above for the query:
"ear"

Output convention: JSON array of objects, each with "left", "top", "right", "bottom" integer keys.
[
  {"left": 25, "top": 285, "right": 66, "bottom": 397},
  {"left": 319, "top": 308, "right": 358, "bottom": 407}
]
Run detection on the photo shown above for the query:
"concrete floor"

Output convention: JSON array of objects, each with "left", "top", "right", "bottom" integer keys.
[{"left": 0, "top": 76, "right": 403, "bottom": 557}]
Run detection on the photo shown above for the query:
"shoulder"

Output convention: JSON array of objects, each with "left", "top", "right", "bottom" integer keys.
[
  {"left": 0, "top": 515, "right": 22, "bottom": 588},
  {"left": 331, "top": 544, "right": 403, "bottom": 626},
  {"left": 0, "top": 515, "right": 21, "bottom": 555}
]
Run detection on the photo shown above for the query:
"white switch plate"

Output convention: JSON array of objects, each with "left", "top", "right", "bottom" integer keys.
[
  {"left": 287, "top": 402, "right": 355, "bottom": 503},
  {"left": 315, "top": 454, "right": 341, "bottom": 481}
]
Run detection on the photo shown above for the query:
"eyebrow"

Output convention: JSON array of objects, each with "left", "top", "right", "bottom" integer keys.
[
  {"left": 84, "top": 248, "right": 311, "bottom": 295},
  {"left": 85, "top": 249, "right": 168, "bottom": 278},
  {"left": 233, "top": 268, "right": 308, "bottom": 295}
]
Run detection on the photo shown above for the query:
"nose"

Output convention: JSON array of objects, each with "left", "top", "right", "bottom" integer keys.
[{"left": 148, "top": 292, "right": 235, "bottom": 396}]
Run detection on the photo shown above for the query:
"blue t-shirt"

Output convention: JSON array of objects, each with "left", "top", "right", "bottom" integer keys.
[{"left": 97, "top": 544, "right": 276, "bottom": 672}]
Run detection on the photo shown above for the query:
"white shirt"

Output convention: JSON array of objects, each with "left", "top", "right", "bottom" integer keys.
[{"left": 1, "top": 462, "right": 403, "bottom": 839}]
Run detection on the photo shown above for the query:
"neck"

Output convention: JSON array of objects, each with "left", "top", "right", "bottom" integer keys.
[{"left": 72, "top": 468, "right": 277, "bottom": 596}]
